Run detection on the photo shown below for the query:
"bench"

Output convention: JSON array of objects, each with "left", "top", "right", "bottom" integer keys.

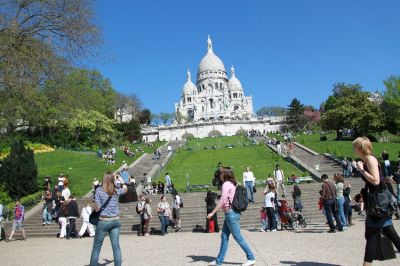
[{"left": 188, "top": 184, "right": 211, "bottom": 192}]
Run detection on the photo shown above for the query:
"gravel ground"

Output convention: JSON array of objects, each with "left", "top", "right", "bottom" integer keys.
[{"left": 1, "top": 219, "right": 399, "bottom": 266}]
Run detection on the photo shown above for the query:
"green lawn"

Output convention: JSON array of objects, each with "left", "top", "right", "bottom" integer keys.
[
  {"left": 267, "top": 132, "right": 400, "bottom": 161},
  {"left": 35, "top": 142, "right": 165, "bottom": 196},
  {"left": 157, "top": 136, "right": 302, "bottom": 191}
]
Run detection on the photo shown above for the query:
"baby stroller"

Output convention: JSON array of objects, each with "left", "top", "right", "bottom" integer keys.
[{"left": 278, "top": 200, "right": 307, "bottom": 230}]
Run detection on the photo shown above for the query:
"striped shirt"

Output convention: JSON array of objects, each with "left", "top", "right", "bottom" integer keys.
[{"left": 95, "top": 186, "right": 126, "bottom": 217}]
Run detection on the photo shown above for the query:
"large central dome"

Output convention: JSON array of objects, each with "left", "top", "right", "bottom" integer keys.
[{"left": 198, "top": 36, "right": 226, "bottom": 75}]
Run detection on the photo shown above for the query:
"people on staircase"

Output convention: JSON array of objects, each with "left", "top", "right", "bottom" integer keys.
[{"left": 273, "top": 164, "right": 286, "bottom": 197}]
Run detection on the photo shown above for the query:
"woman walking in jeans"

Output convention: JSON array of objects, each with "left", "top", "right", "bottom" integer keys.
[
  {"left": 90, "top": 172, "right": 127, "bottom": 266},
  {"left": 353, "top": 137, "right": 400, "bottom": 265},
  {"left": 207, "top": 167, "right": 256, "bottom": 266}
]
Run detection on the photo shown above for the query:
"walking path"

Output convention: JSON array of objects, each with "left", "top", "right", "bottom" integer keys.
[{"left": 1, "top": 220, "right": 399, "bottom": 265}]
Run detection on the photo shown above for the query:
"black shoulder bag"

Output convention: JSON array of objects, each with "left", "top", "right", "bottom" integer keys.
[
  {"left": 89, "top": 195, "right": 112, "bottom": 226},
  {"left": 366, "top": 164, "right": 397, "bottom": 218}
]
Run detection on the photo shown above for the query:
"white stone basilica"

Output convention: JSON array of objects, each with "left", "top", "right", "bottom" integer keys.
[{"left": 175, "top": 36, "right": 254, "bottom": 123}]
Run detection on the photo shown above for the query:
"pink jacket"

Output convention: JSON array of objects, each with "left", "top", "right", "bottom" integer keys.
[{"left": 220, "top": 181, "right": 236, "bottom": 213}]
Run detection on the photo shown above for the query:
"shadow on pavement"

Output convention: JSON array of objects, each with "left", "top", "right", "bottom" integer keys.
[
  {"left": 187, "top": 255, "right": 241, "bottom": 265},
  {"left": 280, "top": 261, "right": 340, "bottom": 266}
]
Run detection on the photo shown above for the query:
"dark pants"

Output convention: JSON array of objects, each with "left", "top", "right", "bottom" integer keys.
[
  {"left": 364, "top": 225, "right": 400, "bottom": 262},
  {"left": 138, "top": 214, "right": 145, "bottom": 236},
  {"left": 67, "top": 218, "right": 77, "bottom": 239},
  {"left": 344, "top": 199, "right": 352, "bottom": 224},
  {"left": 266, "top": 207, "right": 276, "bottom": 231},
  {"left": 323, "top": 199, "right": 343, "bottom": 231}
]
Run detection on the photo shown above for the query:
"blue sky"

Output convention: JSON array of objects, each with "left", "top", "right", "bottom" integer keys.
[{"left": 93, "top": 0, "right": 400, "bottom": 114}]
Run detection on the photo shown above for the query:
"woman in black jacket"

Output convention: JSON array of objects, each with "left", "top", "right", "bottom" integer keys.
[{"left": 205, "top": 190, "right": 219, "bottom": 233}]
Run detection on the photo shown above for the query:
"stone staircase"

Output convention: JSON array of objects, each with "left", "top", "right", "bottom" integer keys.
[
  {"left": 3, "top": 138, "right": 368, "bottom": 238},
  {"left": 128, "top": 140, "right": 185, "bottom": 184}
]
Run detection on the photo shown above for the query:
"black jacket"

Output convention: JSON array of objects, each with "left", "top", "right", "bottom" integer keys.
[{"left": 67, "top": 200, "right": 79, "bottom": 218}]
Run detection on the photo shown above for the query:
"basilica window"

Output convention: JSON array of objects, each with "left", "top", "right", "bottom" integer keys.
[
  {"left": 202, "top": 84, "right": 205, "bottom": 91},
  {"left": 233, "top": 93, "right": 238, "bottom": 98},
  {"left": 215, "top": 82, "right": 218, "bottom": 89},
  {"left": 202, "top": 106, "right": 205, "bottom": 113},
  {"left": 209, "top": 99, "right": 214, "bottom": 109},
  {"left": 220, "top": 83, "right": 222, "bottom": 89},
  {"left": 187, "top": 97, "right": 192, "bottom": 103}
]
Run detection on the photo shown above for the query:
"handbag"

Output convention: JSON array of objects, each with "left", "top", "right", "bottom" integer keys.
[
  {"left": 375, "top": 232, "right": 396, "bottom": 261},
  {"left": 89, "top": 195, "right": 112, "bottom": 226},
  {"left": 367, "top": 183, "right": 396, "bottom": 218},
  {"left": 253, "top": 186, "right": 257, "bottom": 193}
]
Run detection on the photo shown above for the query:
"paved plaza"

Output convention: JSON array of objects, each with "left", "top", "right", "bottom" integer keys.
[{"left": 1, "top": 219, "right": 399, "bottom": 266}]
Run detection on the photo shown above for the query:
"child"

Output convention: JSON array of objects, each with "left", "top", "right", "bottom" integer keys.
[
  {"left": 264, "top": 183, "right": 277, "bottom": 232},
  {"left": 292, "top": 185, "right": 302, "bottom": 212},
  {"left": 259, "top": 207, "right": 267, "bottom": 232}
]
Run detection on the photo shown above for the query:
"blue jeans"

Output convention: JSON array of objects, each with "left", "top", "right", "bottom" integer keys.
[
  {"left": 90, "top": 219, "right": 122, "bottom": 266},
  {"left": 245, "top": 181, "right": 254, "bottom": 202},
  {"left": 336, "top": 197, "right": 346, "bottom": 227},
  {"left": 216, "top": 210, "right": 255, "bottom": 265},
  {"left": 43, "top": 208, "right": 51, "bottom": 224},
  {"left": 159, "top": 216, "right": 169, "bottom": 235},
  {"left": 323, "top": 199, "right": 343, "bottom": 231}
]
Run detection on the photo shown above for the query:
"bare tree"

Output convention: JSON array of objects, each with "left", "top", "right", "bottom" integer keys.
[{"left": 115, "top": 92, "right": 142, "bottom": 122}]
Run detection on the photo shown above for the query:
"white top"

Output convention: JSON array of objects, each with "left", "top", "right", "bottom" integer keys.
[
  {"left": 274, "top": 169, "right": 284, "bottom": 182},
  {"left": 243, "top": 171, "right": 255, "bottom": 184},
  {"left": 58, "top": 176, "right": 65, "bottom": 186},
  {"left": 62, "top": 187, "right": 71, "bottom": 200},
  {"left": 81, "top": 206, "right": 92, "bottom": 222},
  {"left": 173, "top": 195, "right": 181, "bottom": 209},
  {"left": 265, "top": 192, "right": 275, "bottom": 208},
  {"left": 167, "top": 145, "right": 172, "bottom": 152},
  {"left": 165, "top": 175, "right": 172, "bottom": 186}
]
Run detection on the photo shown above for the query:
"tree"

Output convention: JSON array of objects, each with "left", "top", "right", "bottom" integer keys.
[
  {"left": 115, "top": 120, "right": 142, "bottom": 142},
  {"left": 115, "top": 93, "right": 142, "bottom": 122},
  {"left": 66, "top": 109, "right": 116, "bottom": 147},
  {"left": 256, "top": 106, "right": 287, "bottom": 117},
  {"left": 0, "top": 0, "right": 101, "bottom": 132},
  {"left": 286, "top": 98, "right": 306, "bottom": 132},
  {"left": 382, "top": 75, "right": 400, "bottom": 133},
  {"left": 0, "top": 139, "right": 38, "bottom": 199},
  {"left": 320, "top": 83, "right": 383, "bottom": 139},
  {"left": 139, "top": 109, "right": 151, "bottom": 125},
  {"left": 159, "top": 112, "right": 173, "bottom": 125}
]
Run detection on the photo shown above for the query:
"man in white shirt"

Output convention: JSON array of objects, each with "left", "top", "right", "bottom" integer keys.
[
  {"left": 273, "top": 164, "right": 286, "bottom": 197},
  {"left": 243, "top": 166, "right": 255, "bottom": 203},
  {"left": 78, "top": 201, "right": 95, "bottom": 237},
  {"left": 173, "top": 193, "right": 182, "bottom": 230}
]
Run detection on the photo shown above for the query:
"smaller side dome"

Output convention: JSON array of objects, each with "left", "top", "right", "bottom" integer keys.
[
  {"left": 228, "top": 66, "right": 243, "bottom": 91},
  {"left": 183, "top": 69, "right": 196, "bottom": 94}
]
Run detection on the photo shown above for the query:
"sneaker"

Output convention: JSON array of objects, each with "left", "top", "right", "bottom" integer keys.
[
  {"left": 208, "top": 260, "right": 220, "bottom": 266},
  {"left": 271, "top": 229, "right": 277, "bottom": 232},
  {"left": 260, "top": 228, "right": 265, "bottom": 232},
  {"left": 343, "top": 226, "right": 348, "bottom": 230},
  {"left": 144, "top": 233, "right": 150, "bottom": 236},
  {"left": 242, "top": 260, "right": 256, "bottom": 266},
  {"left": 42, "top": 223, "right": 46, "bottom": 226}
]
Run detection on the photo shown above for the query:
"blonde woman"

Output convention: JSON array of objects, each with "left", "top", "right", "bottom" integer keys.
[
  {"left": 353, "top": 137, "right": 400, "bottom": 265},
  {"left": 89, "top": 172, "right": 127, "bottom": 266}
]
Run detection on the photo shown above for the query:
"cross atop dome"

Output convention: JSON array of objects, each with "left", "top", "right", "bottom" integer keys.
[
  {"left": 231, "top": 66, "right": 235, "bottom": 76},
  {"left": 186, "top": 69, "right": 192, "bottom": 81},
  {"left": 207, "top": 35, "right": 213, "bottom": 52}
]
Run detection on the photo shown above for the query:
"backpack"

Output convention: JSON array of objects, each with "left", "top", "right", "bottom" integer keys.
[
  {"left": 15, "top": 205, "right": 22, "bottom": 219},
  {"left": 231, "top": 185, "right": 248, "bottom": 212},
  {"left": 178, "top": 196, "right": 183, "bottom": 208}
]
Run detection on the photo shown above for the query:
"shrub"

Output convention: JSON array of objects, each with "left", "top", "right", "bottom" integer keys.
[{"left": 0, "top": 139, "right": 39, "bottom": 199}]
